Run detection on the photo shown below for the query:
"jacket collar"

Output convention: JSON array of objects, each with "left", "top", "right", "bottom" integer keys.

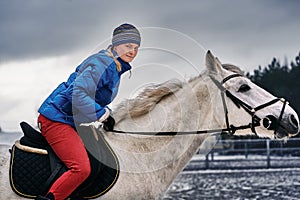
[{"left": 117, "top": 57, "right": 132, "bottom": 74}]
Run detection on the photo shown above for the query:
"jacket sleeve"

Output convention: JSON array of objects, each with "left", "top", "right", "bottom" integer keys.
[{"left": 72, "top": 59, "right": 110, "bottom": 123}]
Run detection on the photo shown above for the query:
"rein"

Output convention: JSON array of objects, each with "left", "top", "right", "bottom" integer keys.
[{"left": 110, "top": 74, "right": 288, "bottom": 136}]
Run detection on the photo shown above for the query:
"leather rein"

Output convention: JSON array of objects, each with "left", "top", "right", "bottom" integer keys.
[{"left": 110, "top": 74, "right": 288, "bottom": 136}]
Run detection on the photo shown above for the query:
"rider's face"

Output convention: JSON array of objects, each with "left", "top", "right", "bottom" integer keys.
[{"left": 114, "top": 43, "right": 139, "bottom": 63}]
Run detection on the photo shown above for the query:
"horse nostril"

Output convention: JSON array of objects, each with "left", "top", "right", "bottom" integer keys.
[{"left": 289, "top": 114, "right": 299, "bottom": 130}]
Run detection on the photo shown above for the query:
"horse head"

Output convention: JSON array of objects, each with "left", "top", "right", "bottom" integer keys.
[{"left": 206, "top": 50, "right": 299, "bottom": 139}]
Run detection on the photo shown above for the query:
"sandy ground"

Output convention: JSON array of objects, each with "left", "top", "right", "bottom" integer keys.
[
  {"left": 0, "top": 145, "right": 10, "bottom": 184},
  {"left": 164, "top": 168, "right": 300, "bottom": 199}
]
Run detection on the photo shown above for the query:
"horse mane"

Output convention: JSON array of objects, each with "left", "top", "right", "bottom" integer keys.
[
  {"left": 114, "top": 64, "right": 243, "bottom": 122},
  {"left": 114, "top": 79, "right": 183, "bottom": 122}
]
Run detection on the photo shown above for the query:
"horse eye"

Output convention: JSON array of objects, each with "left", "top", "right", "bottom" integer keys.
[{"left": 238, "top": 84, "right": 251, "bottom": 92}]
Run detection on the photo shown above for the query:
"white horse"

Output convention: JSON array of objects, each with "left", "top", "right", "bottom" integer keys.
[{"left": 1, "top": 51, "right": 299, "bottom": 200}]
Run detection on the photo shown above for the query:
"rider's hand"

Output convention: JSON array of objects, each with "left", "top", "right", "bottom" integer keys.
[{"left": 103, "top": 115, "right": 115, "bottom": 131}]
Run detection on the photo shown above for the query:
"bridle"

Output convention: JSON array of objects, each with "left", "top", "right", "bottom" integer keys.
[
  {"left": 209, "top": 73, "right": 288, "bottom": 136},
  {"left": 109, "top": 74, "right": 288, "bottom": 136}
]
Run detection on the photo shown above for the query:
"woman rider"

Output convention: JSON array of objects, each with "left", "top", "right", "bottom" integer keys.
[{"left": 36, "top": 23, "right": 141, "bottom": 200}]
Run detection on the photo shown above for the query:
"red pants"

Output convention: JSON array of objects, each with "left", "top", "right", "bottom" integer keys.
[{"left": 38, "top": 115, "right": 91, "bottom": 200}]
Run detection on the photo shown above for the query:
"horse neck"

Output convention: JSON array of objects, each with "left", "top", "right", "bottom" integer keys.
[
  {"left": 114, "top": 73, "right": 222, "bottom": 132},
  {"left": 108, "top": 74, "right": 223, "bottom": 159},
  {"left": 107, "top": 73, "right": 220, "bottom": 165}
]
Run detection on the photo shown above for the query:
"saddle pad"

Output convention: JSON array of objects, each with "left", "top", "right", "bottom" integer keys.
[
  {"left": 9, "top": 144, "right": 51, "bottom": 198},
  {"left": 9, "top": 125, "right": 120, "bottom": 199}
]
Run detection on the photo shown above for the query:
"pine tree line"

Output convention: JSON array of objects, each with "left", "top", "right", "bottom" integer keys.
[{"left": 246, "top": 51, "right": 300, "bottom": 114}]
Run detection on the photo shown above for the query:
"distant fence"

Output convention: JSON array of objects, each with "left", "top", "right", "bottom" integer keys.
[{"left": 185, "top": 138, "right": 300, "bottom": 170}]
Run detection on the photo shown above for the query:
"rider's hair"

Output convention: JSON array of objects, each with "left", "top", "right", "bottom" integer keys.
[{"left": 106, "top": 47, "right": 122, "bottom": 72}]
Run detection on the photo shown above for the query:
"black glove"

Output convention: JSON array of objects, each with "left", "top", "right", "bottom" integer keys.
[{"left": 103, "top": 115, "right": 115, "bottom": 131}]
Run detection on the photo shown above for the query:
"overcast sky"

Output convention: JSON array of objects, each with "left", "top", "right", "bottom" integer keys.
[{"left": 0, "top": 0, "right": 300, "bottom": 131}]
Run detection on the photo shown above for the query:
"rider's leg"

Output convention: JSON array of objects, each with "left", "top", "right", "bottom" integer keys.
[{"left": 38, "top": 115, "right": 91, "bottom": 200}]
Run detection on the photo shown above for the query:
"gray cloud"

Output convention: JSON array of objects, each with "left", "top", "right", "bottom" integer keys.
[
  {"left": 0, "top": 1, "right": 119, "bottom": 62},
  {"left": 0, "top": 0, "right": 299, "bottom": 66},
  {"left": 156, "top": 0, "right": 300, "bottom": 66}
]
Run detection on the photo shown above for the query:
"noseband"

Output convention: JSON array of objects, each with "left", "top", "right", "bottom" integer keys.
[{"left": 210, "top": 74, "right": 288, "bottom": 136}]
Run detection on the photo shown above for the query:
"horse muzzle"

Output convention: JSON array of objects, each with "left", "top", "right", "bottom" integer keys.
[{"left": 262, "top": 114, "right": 299, "bottom": 138}]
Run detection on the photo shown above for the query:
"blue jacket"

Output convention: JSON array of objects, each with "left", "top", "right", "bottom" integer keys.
[{"left": 38, "top": 49, "right": 132, "bottom": 127}]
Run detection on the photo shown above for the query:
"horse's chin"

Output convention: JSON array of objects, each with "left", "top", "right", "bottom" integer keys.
[
  {"left": 253, "top": 127, "right": 279, "bottom": 140},
  {"left": 256, "top": 126, "right": 296, "bottom": 140},
  {"left": 274, "top": 131, "right": 299, "bottom": 140},
  {"left": 274, "top": 125, "right": 299, "bottom": 139},
  {"left": 274, "top": 132, "right": 289, "bottom": 140}
]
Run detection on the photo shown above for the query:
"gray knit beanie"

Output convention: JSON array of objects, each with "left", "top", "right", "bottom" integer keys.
[{"left": 112, "top": 23, "right": 141, "bottom": 46}]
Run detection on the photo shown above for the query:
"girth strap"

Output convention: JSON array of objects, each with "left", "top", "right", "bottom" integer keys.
[
  {"left": 42, "top": 163, "right": 64, "bottom": 195},
  {"left": 41, "top": 148, "right": 66, "bottom": 195}
]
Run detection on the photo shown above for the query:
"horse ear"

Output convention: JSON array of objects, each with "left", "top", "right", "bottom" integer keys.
[{"left": 205, "top": 50, "right": 225, "bottom": 75}]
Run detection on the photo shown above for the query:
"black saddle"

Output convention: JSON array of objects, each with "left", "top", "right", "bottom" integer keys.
[
  {"left": 9, "top": 122, "right": 120, "bottom": 199},
  {"left": 20, "top": 121, "right": 48, "bottom": 148}
]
